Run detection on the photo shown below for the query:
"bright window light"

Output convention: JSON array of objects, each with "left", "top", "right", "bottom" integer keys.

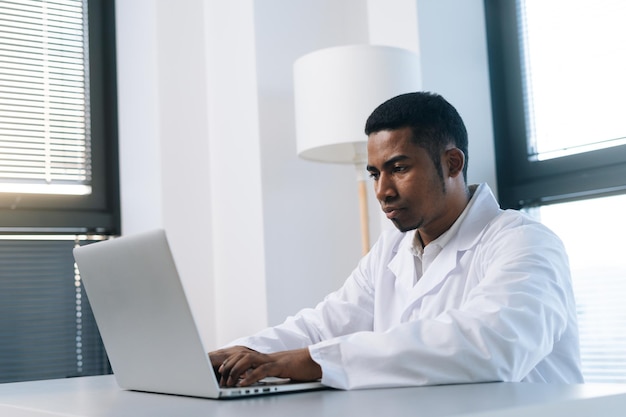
[
  {"left": 0, "top": 0, "right": 92, "bottom": 195},
  {"left": 519, "top": 0, "right": 626, "bottom": 160},
  {"left": 527, "top": 194, "right": 626, "bottom": 383}
]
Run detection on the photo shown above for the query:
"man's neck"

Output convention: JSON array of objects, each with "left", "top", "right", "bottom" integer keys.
[{"left": 418, "top": 184, "right": 473, "bottom": 247}]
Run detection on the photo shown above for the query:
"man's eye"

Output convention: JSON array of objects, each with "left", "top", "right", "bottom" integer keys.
[
  {"left": 368, "top": 172, "right": 379, "bottom": 180},
  {"left": 393, "top": 166, "right": 407, "bottom": 173}
]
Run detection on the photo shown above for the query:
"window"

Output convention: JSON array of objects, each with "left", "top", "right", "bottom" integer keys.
[
  {"left": 0, "top": 0, "right": 117, "bottom": 382},
  {"left": 485, "top": 0, "right": 626, "bottom": 383},
  {"left": 0, "top": 0, "right": 119, "bottom": 233},
  {"left": 485, "top": 0, "right": 626, "bottom": 210},
  {"left": 519, "top": 1, "right": 626, "bottom": 161},
  {"left": 527, "top": 195, "right": 626, "bottom": 383},
  {"left": 0, "top": 235, "right": 111, "bottom": 382},
  {"left": 0, "top": 0, "right": 91, "bottom": 196}
]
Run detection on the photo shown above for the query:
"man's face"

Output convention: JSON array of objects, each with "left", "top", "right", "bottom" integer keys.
[{"left": 366, "top": 127, "right": 449, "bottom": 235}]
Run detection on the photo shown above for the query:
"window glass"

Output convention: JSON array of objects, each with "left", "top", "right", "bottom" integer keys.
[
  {"left": 0, "top": 0, "right": 91, "bottom": 195},
  {"left": 518, "top": 0, "right": 626, "bottom": 160},
  {"left": 526, "top": 194, "right": 626, "bottom": 382},
  {"left": 0, "top": 0, "right": 118, "bottom": 233}
]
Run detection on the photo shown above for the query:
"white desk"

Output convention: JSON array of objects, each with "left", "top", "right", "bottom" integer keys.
[{"left": 1, "top": 376, "right": 626, "bottom": 417}]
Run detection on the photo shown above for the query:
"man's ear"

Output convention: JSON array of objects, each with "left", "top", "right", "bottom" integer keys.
[{"left": 445, "top": 148, "right": 465, "bottom": 178}]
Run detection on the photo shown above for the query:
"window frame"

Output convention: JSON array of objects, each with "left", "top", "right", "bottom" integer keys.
[
  {"left": 484, "top": 0, "right": 626, "bottom": 209},
  {"left": 0, "top": 0, "right": 119, "bottom": 234}
]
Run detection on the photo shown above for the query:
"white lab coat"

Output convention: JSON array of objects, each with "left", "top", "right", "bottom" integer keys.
[{"left": 232, "top": 184, "right": 584, "bottom": 389}]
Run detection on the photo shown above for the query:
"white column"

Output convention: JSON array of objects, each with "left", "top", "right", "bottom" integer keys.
[
  {"left": 203, "top": 0, "right": 269, "bottom": 346},
  {"left": 116, "top": 0, "right": 268, "bottom": 349},
  {"left": 116, "top": 0, "right": 162, "bottom": 235}
]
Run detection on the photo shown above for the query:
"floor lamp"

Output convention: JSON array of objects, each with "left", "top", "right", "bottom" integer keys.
[{"left": 293, "top": 45, "right": 421, "bottom": 255}]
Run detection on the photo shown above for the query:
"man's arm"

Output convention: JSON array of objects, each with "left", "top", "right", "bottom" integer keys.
[
  {"left": 306, "top": 220, "right": 580, "bottom": 389},
  {"left": 209, "top": 346, "right": 322, "bottom": 387},
  {"left": 207, "top": 232, "right": 395, "bottom": 388}
]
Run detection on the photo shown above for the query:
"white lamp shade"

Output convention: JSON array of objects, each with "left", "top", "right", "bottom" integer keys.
[{"left": 293, "top": 45, "right": 421, "bottom": 164}]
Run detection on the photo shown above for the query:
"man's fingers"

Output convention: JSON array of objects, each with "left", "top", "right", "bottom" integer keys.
[
  {"left": 209, "top": 346, "right": 259, "bottom": 371},
  {"left": 218, "top": 353, "right": 242, "bottom": 386},
  {"left": 220, "top": 351, "right": 268, "bottom": 387},
  {"left": 237, "top": 363, "right": 275, "bottom": 386}
]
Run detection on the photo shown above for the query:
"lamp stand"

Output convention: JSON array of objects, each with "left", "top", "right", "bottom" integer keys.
[{"left": 355, "top": 163, "right": 370, "bottom": 255}]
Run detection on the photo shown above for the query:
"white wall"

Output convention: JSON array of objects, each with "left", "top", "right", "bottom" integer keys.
[
  {"left": 417, "top": 0, "right": 497, "bottom": 190},
  {"left": 115, "top": 0, "right": 495, "bottom": 347}
]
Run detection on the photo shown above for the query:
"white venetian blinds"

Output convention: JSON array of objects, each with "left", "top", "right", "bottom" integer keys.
[
  {"left": 517, "top": 0, "right": 626, "bottom": 161},
  {"left": 529, "top": 194, "right": 626, "bottom": 383},
  {"left": 0, "top": 0, "right": 91, "bottom": 195}
]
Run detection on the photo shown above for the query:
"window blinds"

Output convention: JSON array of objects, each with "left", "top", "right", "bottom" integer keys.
[
  {"left": 527, "top": 194, "right": 626, "bottom": 384},
  {"left": 0, "top": 0, "right": 91, "bottom": 195},
  {"left": 0, "top": 237, "right": 110, "bottom": 382},
  {"left": 517, "top": 0, "right": 626, "bottom": 161}
]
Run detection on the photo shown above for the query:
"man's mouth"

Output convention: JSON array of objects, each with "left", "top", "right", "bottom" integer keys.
[{"left": 383, "top": 207, "right": 403, "bottom": 219}]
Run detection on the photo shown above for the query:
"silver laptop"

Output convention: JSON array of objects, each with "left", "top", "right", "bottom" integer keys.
[{"left": 73, "top": 229, "right": 326, "bottom": 399}]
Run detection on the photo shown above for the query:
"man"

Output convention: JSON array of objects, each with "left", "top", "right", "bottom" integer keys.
[{"left": 210, "top": 92, "right": 583, "bottom": 389}]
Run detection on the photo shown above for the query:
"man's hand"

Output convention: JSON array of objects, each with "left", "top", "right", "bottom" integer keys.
[{"left": 209, "top": 346, "right": 322, "bottom": 387}]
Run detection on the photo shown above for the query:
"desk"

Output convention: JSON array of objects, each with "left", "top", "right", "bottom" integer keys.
[{"left": 0, "top": 376, "right": 625, "bottom": 417}]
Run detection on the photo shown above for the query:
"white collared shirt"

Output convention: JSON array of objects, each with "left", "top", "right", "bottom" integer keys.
[{"left": 411, "top": 185, "right": 478, "bottom": 284}]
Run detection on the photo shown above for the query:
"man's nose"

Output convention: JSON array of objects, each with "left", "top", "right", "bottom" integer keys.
[{"left": 375, "top": 173, "right": 397, "bottom": 202}]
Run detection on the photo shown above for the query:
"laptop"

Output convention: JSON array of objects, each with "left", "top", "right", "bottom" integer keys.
[{"left": 73, "top": 229, "right": 326, "bottom": 399}]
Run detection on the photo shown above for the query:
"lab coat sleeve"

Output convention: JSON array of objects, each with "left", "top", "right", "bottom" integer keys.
[
  {"left": 225, "top": 244, "right": 380, "bottom": 353},
  {"left": 309, "top": 219, "right": 574, "bottom": 389}
]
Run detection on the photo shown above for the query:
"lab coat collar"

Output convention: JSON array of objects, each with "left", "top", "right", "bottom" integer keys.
[
  {"left": 386, "top": 183, "right": 502, "bottom": 316},
  {"left": 448, "top": 183, "right": 501, "bottom": 252},
  {"left": 387, "top": 233, "right": 417, "bottom": 290}
]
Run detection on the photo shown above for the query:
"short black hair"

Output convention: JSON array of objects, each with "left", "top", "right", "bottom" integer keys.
[{"left": 364, "top": 91, "right": 469, "bottom": 182}]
